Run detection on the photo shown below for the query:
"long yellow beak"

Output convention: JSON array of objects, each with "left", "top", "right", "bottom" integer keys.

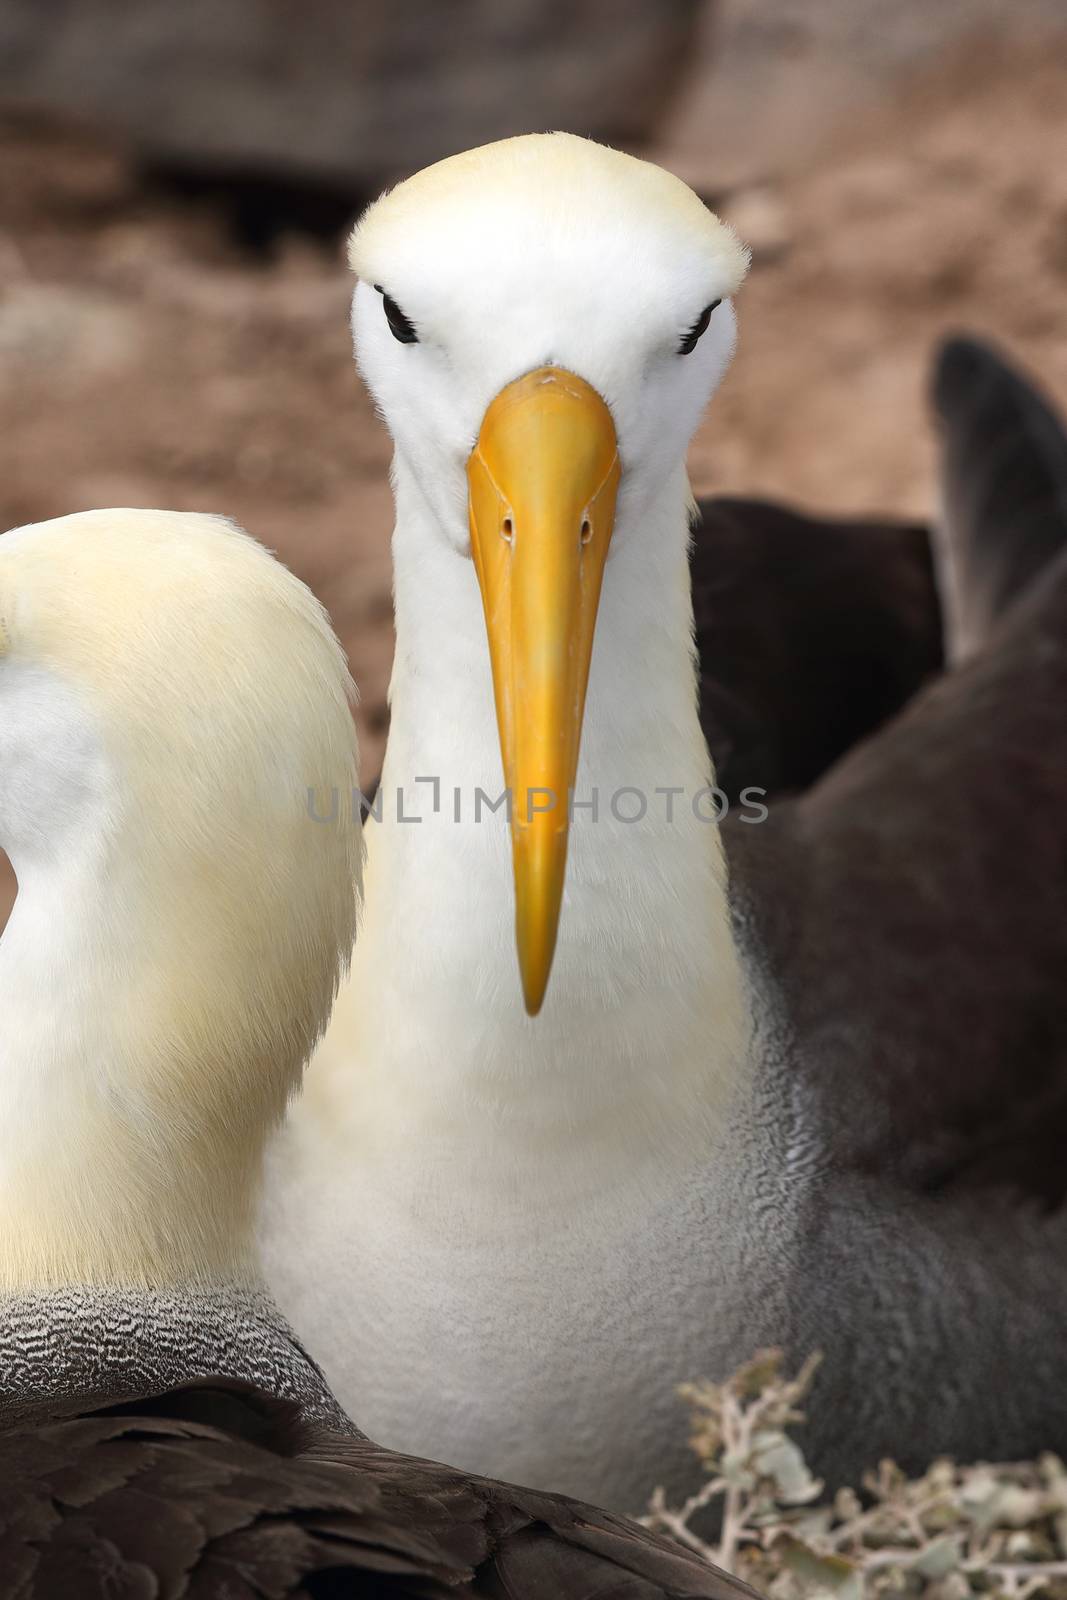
[{"left": 467, "top": 367, "right": 621, "bottom": 1015}]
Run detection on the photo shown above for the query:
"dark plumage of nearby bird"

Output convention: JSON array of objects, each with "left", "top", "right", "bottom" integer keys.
[
  {"left": 725, "top": 332, "right": 1067, "bottom": 1474},
  {"left": 690, "top": 497, "right": 942, "bottom": 802},
  {"left": 935, "top": 332, "right": 1067, "bottom": 659},
  {"left": 3, "top": 1380, "right": 754, "bottom": 1598}
]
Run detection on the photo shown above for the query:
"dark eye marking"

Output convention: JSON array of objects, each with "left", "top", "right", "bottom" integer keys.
[
  {"left": 374, "top": 285, "right": 418, "bottom": 344},
  {"left": 678, "top": 299, "right": 722, "bottom": 355}
]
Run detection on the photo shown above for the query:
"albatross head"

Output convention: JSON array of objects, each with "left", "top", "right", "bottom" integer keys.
[
  {"left": 349, "top": 132, "right": 748, "bottom": 1013},
  {"left": 0, "top": 509, "right": 359, "bottom": 1285}
]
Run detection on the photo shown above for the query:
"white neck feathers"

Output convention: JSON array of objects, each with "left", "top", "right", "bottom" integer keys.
[{"left": 309, "top": 459, "right": 750, "bottom": 1213}]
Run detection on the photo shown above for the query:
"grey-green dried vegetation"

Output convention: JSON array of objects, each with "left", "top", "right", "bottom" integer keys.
[{"left": 644, "top": 1352, "right": 1067, "bottom": 1600}]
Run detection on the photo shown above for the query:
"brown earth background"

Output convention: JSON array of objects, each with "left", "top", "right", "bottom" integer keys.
[{"left": 2, "top": 0, "right": 1067, "bottom": 928}]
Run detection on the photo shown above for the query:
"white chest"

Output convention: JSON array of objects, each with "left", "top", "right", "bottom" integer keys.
[
  {"left": 262, "top": 1088, "right": 800, "bottom": 1509},
  {"left": 259, "top": 481, "right": 790, "bottom": 1506}
]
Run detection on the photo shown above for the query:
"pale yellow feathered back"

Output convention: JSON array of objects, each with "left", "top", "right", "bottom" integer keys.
[{"left": 0, "top": 509, "right": 361, "bottom": 1287}]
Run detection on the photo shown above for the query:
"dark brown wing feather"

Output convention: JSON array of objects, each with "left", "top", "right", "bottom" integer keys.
[
  {"left": 934, "top": 334, "right": 1067, "bottom": 650},
  {"left": 727, "top": 339, "right": 1067, "bottom": 1208},
  {"left": 692, "top": 498, "right": 943, "bottom": 802},
  {"left": 0, "top": 1381, "right": 754, "bottom": 1600}
]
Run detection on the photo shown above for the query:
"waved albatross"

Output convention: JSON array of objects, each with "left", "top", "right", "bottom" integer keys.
[{"left": 260, "top": 132, "right": 1067, "bottom": 1508}]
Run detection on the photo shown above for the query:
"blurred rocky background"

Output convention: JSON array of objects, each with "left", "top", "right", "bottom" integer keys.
[{"left": 2, "top": 0, "right": 1067, "bottom": 924}]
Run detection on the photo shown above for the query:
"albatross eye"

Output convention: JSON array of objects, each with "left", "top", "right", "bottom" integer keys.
[
  {"left": 678, "top": 300, "right": 722, "bottom": 356},
  {"left": 374, "top": 286, "right": 418, "bottom": 345}
]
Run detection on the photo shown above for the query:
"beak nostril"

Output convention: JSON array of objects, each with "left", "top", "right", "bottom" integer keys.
[
  {"left": 502, "top": 516, "right": 514, "bottom": 544},
  {"left": 580, "top": 519, "right": 592, "bottom": 545}
]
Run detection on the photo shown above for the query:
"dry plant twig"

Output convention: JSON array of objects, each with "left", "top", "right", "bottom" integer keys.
[{"left": 642, "top": 1351, "right": 1067, "bottom": 1600}]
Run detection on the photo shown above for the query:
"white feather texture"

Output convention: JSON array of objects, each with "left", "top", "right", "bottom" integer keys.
[
  {"left": 263, "top": 133, "right": 766, "bottom": 1507},
  {"left": 0, "top": 509, "right": 361, "bottom": 1290}
]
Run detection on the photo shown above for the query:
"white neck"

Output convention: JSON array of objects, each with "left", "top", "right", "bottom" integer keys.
[
  {"left": 0, "top": 804, "right": 261, "bottom": 1291},
  {"left": 312, "top": 456, "right": 751, "bottom": 1212}
]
